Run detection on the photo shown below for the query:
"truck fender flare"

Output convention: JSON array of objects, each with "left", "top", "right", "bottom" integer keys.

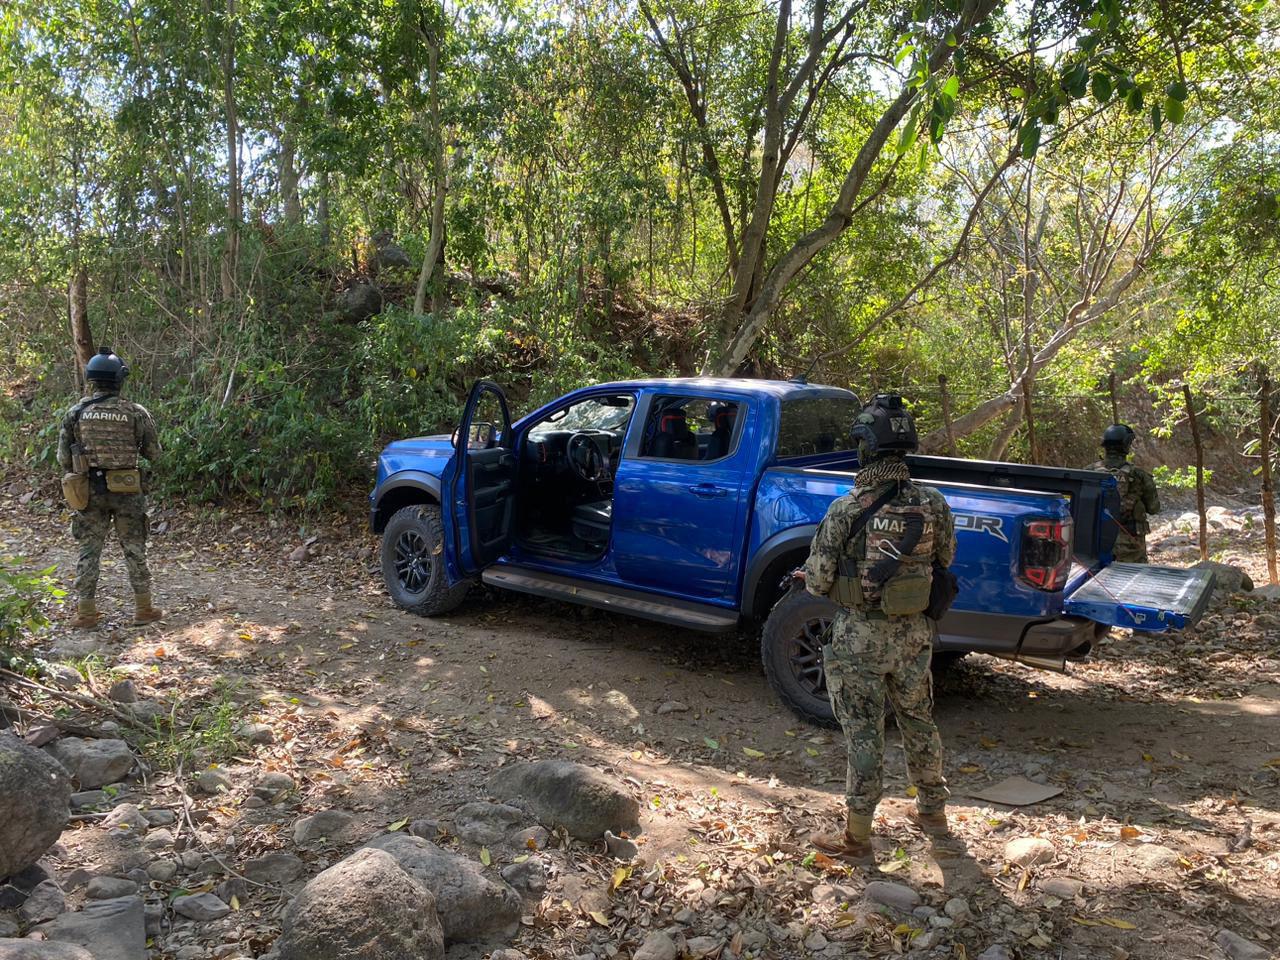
[
  {"left": 742, "top": 524, "right": 818, "bottom": 621},
  {"left": 372, "top": 471, "right": 443, "bottom": 532}
]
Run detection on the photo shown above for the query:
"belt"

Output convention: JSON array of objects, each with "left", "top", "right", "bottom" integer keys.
[{"left": 841, "top": 609, "right": 888, "bottom": 621}]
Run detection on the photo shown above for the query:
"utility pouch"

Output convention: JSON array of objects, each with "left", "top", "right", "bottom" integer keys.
[
  {"left": 62, "top": 473, "right": 90, "bottom": 511},
  {"left": 879, "top": 570, "right": 932, "bottom": 616},
  {"left": 105, "top": 468, "right": 142, "bottom": 494},
  {"left": 829, "top": 558, "right": 864, "bottom": 608}
]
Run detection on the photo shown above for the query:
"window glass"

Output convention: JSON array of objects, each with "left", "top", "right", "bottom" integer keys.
[
  {"left": 776, "top": 396, "right": 859, "bottom": 458},
  {"left": 638, "top": 396, "right": 740, "bottom": 462},
  {"left": 469, "top": 390, "right": 508, "bottom": 448},
  {"left": 528, "top": 395, "right": 634, "bottom": 439}
]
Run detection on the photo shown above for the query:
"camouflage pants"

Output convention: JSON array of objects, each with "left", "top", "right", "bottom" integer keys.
[
  {"left": 72, "top": 492, "right": 151, "bottom": 600},
  {"left": 1112, "top": 530, "right": 1148, "bottom": 563},
  {"left": 824, "top": 611, "right": 949, "bottom": 818}
]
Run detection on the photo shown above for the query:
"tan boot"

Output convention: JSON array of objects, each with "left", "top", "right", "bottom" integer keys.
[
  {"left": 908, "top": 805, "right": 949, "bottom": 836},
  {"left": 811, "top": 812, "right": 874, "bottom": 862},
  {"left": 71, "top": 599, "right": 102, "bottom": 630},
  {"left": 133, "top": 593, "right": 163, "bottom": 625}
]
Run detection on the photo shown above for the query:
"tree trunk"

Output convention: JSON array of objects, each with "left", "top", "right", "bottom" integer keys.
[
  {"left": 220, "top": 0, "right": 241, "bottom": 302},
  {"left": 68, "top": 265, "right": 92, "bottom": 388},
  {"left": 987, "top": 407, "right": 1022, "bottom": 460},
  {"left": 280, "top": 126, "right": 302, "bottom": 227},
  {"left": 1183, "top": 384, "right": 1208, "bottom": 562},
  {"left": 1259, "top": 367, "right": 1278, "bottom": 585},
  {"left": 413, "top": 33, "right": 446, "bottom": 317},
  {"left": 318, "top": 171, "right": 331, "bottom": 248}
]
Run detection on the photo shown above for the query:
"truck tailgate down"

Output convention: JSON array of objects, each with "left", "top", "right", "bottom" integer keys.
[{"left": 1064, "top": 563, "right": 1215, "bottom": 632}]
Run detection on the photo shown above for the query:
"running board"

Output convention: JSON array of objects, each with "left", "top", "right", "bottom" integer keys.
[{"left": 482, "top": 566, "right": 740, "bottom": 632}]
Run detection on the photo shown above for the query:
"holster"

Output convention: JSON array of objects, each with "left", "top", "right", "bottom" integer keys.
[
  {"left": 829, "top": 558, "right": 864, "bottom": 608},
  {"left": 61, "top": 473, "right": 90, "bottom": 511},
  {"left": 105, "top": 468, "right": 142, "bottom": 494}
]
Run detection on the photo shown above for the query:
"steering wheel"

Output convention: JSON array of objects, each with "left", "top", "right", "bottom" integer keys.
[{"left": 567, "top": 432, "right": 610, "bottom": 483}]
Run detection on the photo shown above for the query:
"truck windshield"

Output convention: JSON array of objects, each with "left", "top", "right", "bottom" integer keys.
[{"left": 777, "top": 397, "right": 860, "bottom": 458}]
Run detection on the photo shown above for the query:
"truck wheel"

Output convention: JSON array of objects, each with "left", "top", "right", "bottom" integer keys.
[
  {"left": 381, "top": 504, "right": 470, "bottom": 616},
  {"left": 761, "top": 590, "right": 840, "bottom": 729}
]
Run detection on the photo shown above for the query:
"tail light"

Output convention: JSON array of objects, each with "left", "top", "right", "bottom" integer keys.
[{"left": 1020, "top": 517, "right": 1072, "bottom": 591}]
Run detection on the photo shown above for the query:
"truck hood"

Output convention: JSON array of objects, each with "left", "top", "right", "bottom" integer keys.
[{"left": 382, "top": 434, "right": 455, "bottom": 458}]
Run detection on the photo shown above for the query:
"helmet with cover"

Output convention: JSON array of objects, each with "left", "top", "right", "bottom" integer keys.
[
  {"left": 84, "top": 346, "right": 129, "bottom": 390},
  {"left": 850, "top": 393, "right": 918, "bottom": 462},
  {"left": 1101, "top": 423, "right": 1135, "bottom": 455}
]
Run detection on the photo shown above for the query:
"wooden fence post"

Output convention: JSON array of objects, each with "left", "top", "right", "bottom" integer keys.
[
  {"left": 1108, "top": 372, "right": 1119, "bottom": 424},
  {"left": 1182, "top": 384, "right": 1208, "bottom": 562},
  {"left": 1259, "top": 367, "right": 1278, "bottom": 585},
  {"left": 939, "top": 375, "right": 957, "bottom": 458}
]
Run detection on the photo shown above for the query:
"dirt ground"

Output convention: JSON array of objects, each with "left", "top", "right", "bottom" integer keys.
[{"left": 2, "top": 487, "right": 1278, "bottom": 960}]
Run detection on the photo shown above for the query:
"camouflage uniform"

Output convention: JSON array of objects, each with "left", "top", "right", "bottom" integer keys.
[
  {"left": 1088, "top": 452, "right": 1160, "bottom": 562},
  {"left": 57, "top": 391, "right": 161, "bottom": 603},
  {"left": 804, "top": 460, "right": 957, "bottom": 820}
]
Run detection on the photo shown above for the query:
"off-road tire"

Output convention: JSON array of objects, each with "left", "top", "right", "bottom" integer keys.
[
  {"left": 931, "top": 650, "right": 968, "bottom": 671},
  {"left": 761, "top": 589, "right": 840, "bottom": 729},
  {"left": 381, "top": 504, "right": 470, "bottom": 616}
]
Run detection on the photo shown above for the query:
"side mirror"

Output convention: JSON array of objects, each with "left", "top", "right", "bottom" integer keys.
[{"left": 453, "top": 421, "right": 496, "bottom": 450}]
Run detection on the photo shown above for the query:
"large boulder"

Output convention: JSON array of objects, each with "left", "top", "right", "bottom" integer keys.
[
  {"left": 364, "top": 833, "right": 521, "bottom": 943},
  {"left": 0, "top": 732, "right": 72, "bottom": 880},
  {"left": 44, "top": 738, "right": 134, "bottom": 788},
  {"left": 35, "top": 895, "right": 146, "bottom": 960},
  {"left": 337, "top": 282, "right": 383, "bottom": 322},
  {"left": 277, "top": 847, "right": 444, "bottom": 960},
  {"left": 0, "top": 943, "right": 97, "bottom": 960},
  {"left": 1193, "top": 560, "right": 1253, "bottom": 595},
  {"left": 488, "top": 760, "right": 640, "bottom": 840}
]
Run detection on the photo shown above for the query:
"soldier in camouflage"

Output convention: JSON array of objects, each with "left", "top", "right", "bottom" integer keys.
[
  {"left": 57, "top": 347, "right": 163, "bottom": 628},
  {"left": 1088, "top": 424, "right": 1160, "bottom": 563},
  {"left": 802, "top": 395, "right": 956, "bottom": 861}
]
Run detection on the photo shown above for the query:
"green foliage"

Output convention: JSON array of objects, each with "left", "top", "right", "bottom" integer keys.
[
  {"left": 1153, "top": 465, "right": 1213, "bottom": 490},
  {"left": 0, "top": 557, "right": 63, "bottom": 664}
]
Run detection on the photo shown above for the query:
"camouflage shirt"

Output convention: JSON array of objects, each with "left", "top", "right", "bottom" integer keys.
[
  {"left": 1088, "top": 453, "right": 1160, "bottom": 535},
  {"left": 57, "top": 391, "right": 161, "bottom": 471},
  {"left": 804, "top": 473, "right": 956, "bottom": 603}
]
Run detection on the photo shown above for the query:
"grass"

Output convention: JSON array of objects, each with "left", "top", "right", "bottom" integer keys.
[{"left": 140, "top": 675, "right": 246, "bottom": 769}]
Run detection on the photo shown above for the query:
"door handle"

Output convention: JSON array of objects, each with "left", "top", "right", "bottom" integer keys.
[{"left": 688, "top": 483, "right": 727, "bottom": 498}]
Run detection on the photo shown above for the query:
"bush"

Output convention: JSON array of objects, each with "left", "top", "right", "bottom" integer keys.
[{"left": 0, "top": 557, "right": 63, "bottom": 666}]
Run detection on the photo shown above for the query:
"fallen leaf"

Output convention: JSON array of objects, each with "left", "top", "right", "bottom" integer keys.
[
  {"left": 1141, "top": 753, "right": 1155, "bottom": 763},
  {"left": 879, "top": 859, "right": 908, "bottom": 874},
  {"left": 610, "top": 866, "right": 631, "bottom": 891},
  {"left": 742, "top": 747, "right": 766, "bottom": 759},
  {"left": 958, "top": 764, "right": 982, "bottom": 774},
  {"left": 526, "top": 838, "right": 537, "bottom": 850},
  {"left": 1101, "top": 918, "right": 1137, "bottom": 930},
  {"left": 229, "top": 895, "right": 240, "bottom": 911},
  {"left": 704, "top": 738, "right": 720, "bottom": 750},
  {"left": 980, "top": 736, "right": 999, "bottom": 748},
  {"left": 387, "top": 817, "right": 409, "bottom": 832},
  {"left": 479, "top": 847, "right": 491, "bottom": 866},
  {"left": 1072, "top": 916, "right": 1102, "bottom": 927},
  {"left": 1119, "top": 825, "right": 1140, "bottom": 840},
  {"left": 905, "top": 785, "right": 918, "bottom": 798},
  {"left": 589, "top": 911, "right": 611, "bottom": 927}
]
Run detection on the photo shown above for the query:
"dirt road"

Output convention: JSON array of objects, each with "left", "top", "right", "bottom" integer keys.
[{"left": 4, "top": 497, "right": 1279, "bottom": 959}]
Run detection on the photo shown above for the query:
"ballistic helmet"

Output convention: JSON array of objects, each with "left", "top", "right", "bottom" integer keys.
[
  {"left": 85, "top": 346, "right": 128, "bottom": 389},
  {"left": 1101, "top": 423, "right": 1135, "bottom": 454},
  {"left": 851, "top": 393, "right": 918, "bottom": 461}
]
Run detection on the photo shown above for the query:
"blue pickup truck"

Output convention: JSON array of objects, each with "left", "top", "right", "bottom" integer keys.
[{"left": 370, "top": 378, "right": 1213, "bottom": 725}]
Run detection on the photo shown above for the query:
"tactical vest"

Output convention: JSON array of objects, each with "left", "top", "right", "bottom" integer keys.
[
  {"left": 76, "top": 397, "right": 140, "bottom": 470},
  {"left": 1091, "top": 459, "right": 1148, "bottom": 534},
  {"left": 832, "top": 483, "right": 937, "bottom": 615}
]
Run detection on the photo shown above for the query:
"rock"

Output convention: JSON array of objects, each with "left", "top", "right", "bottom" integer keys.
[
  {"left": 975, "top": 947, "right": 1013, "bottom": 960},
  {"left": 63, "top": 869, "right": 93, "bottom": 891},
  {"left": 943, "top": 897, "right": 970, "bottom": 921},
  {"left": 253, "top": 772, "right": 295, "bottom": 801},
  {"left": 1214, "top": 929, "right": 1270, "bottom": 960},
  {"left": 374, "top": 243, "right": 414, "bottom": 271},
  {"left": 293, "top": 810, "right": 354, "bottom": 846},
  {"left": 0, "top": 943, "right": 97, "bottom": 960},
  {"left": 141, "top": 809, "right": 175, "bottom": 827},
  {"left": 121, "top": 702, "right": 164, "bottom": 726},
  {"left": 0, "top": 921, "right": 15, "bottom": 939},
  {"left": 912, "top": 905, "right": 937, "bottom": 920},
  {"left": 929, "top": 916, "right": 954, "bottom": 929},
  {"left": 409, "top": 819, "right": 441, "bottom": 840},
  {"left": 1194, "top": 560, "right": 1253, "bottom": 594},
  {"left": 0, "top": 733, "right": 72, "bottom": 880},
  {"left": 603, "top": 830, "right": 639, "bottom": 861},
  {"left": 237, "top": 723, "right": 275, "bottom": 745},
  {"left": 176, "top": 851, "right": 202, "bottom": 870},
  {"left": 813, "top": 882, "right": 859, "bottom": 905},
  {"left": 1130, "top": 844, "right": 1180, "bottom": 870},
  {"left": 172, "top": 892, "right": 230, "bottom": 921},
  {"left": 37, "top": 895, "right": 146, "bottom": 960},
  {"left": 146, "top": 860, "right": 177, "bottom": 883},
  {"left": 512, "top": 826, "right": 548, "bottom": 850},
  {"left": 19, "top": 880, "right": 66, "bottom": 923},
  {"left": 488, "top": 952, "right": 525, "bottom": 960},
  {"left": 195, "top": 768, "right": 232, "bottom": 795},
  {"left": 1004, "top": 837, "right": 1056, "bottom": 867},
  {"left": 364, "top": 833, "right": 521, "bottom": 943},
  {"left": 86, "top": 877, "right": 139, "bottom": 900},
  {"left": 487, "top": 760, "right": 640, "bottom": 840},
  {"left": 1039, "top": 877, "right": 1084, "bottom": 899},
  {"left": 242, "top": 853, "right": 304, "bottom": 884},
  {"left": 102, "top": 803, "right": 148, "bottom": 835},
  {"left": 500, "top": 857, "right": 547, "bottom": 899},
  {"left": 802, "top": 931, "right": 828, "bottom": 951},
  {"left": 142, "top": 902, "right": 162, "bottom": 937},
  {"left": 43, "top": 665, "right": 82, "bottom": 690},
  {"left": 1255, "top": 583, "right": 1280, "bottom": 601},
  {"left": 338, "top": 282, "right": 383, "bottom": 322},
  {"left": 69, "top": 791, "right": 107, "bottom": 809},
  {"left": 632, "top": 932, "right": 678, "bottom": 960},
  {"left": 277, "top": 847, "right": 444, "bottom": 960},
  {"left": 452, "top": 802, "right": 528, "bottom": 846},
  {"left": 691, "top": 936, "right": 721, "bottom": 957},
  {"left": 107, "top": 680, "right": 138, "bottom": 704},
  {"left": 45, "top": 738, "right": 134, "bottom": 789},
  {"left": 656, "top": 701, "right": 689, "bottom": 715},
  {"left": 864, "top": 881, "right": 921, "bottom": 912}
]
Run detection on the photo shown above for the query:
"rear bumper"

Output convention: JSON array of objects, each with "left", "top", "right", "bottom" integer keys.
[{"left": 937, "top": 610, "right": 1098, "bottom": 658}]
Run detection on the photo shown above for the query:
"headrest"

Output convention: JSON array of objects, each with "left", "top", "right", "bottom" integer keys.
[{"left": 659, "top": 412, "right": 687, "bottom": 434}]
